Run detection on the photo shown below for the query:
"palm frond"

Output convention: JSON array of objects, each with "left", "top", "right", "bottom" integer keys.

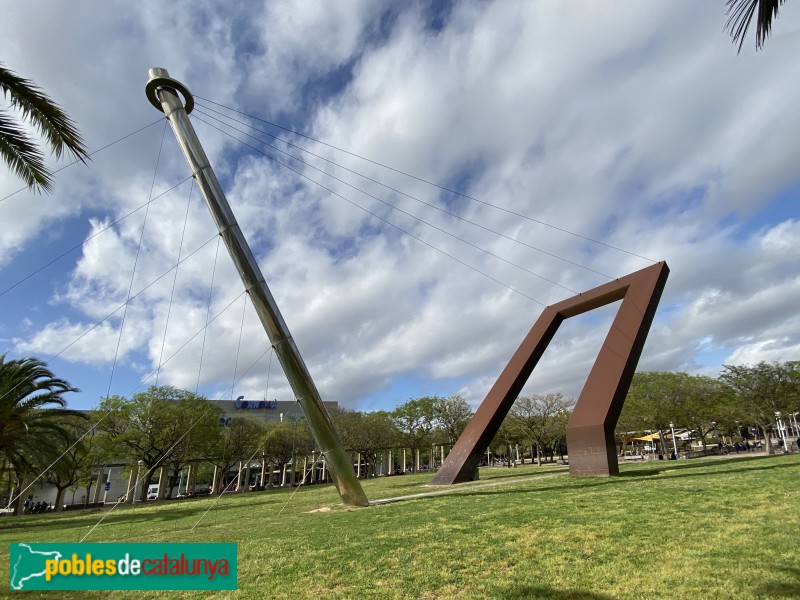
[
  {"left": 725, "top": 0, "right": 786, "bottom": 53},
  {"left": 0, "top": 109, "right": 51, "bottom": 193},
  {"left": 0, "top": 355, "right": 81, "bottom": 460},
  {"left": 0, "top": 64, "right": 89, "bottom": 163}
]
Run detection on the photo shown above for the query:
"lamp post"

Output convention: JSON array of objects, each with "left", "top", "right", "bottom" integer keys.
[
  {"left": 710, "top": 420, "right": 719, "bottom": 450},
  {"left": 669, "top": 422, "right": 679, "bottom": 459}
]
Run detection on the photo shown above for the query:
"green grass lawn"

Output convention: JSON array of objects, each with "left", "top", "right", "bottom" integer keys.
[{"left": 2, "top": 453, "right": 798, "bottom": 599}]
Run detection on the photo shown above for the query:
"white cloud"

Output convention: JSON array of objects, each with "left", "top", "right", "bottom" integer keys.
[{"left": 1, "top": 1, "right": 799, "bottom": 411}]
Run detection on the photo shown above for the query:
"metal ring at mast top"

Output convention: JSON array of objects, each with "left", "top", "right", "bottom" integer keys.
[{"left": 145, "top": 74, "right": 194, "bottom": 114}]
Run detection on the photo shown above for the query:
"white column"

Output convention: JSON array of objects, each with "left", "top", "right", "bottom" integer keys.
[
  {"left": 212, "top": 465, "right": 221, "bottom": 495},
  {"left": 92, "top": 469, "right": 104, "bottom": 503},
  {"left": 243, "top": 462, "right": 252, "bottom": 492},
  {"left": 187, "top": 463, "right": 196, "bottom": 494},
  {"left": 103, "top": 468, "right": 112, "bottom": 503},
  {"left": 156, "top": 467, "right": 168, "bottom": 499},
  {"left": 126, "top": 463, "right": 139, "bottom": 504}
]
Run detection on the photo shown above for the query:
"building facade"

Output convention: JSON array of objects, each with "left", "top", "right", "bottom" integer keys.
[{"left": 209, "top": 397, "right": 339, "bottom": 425}]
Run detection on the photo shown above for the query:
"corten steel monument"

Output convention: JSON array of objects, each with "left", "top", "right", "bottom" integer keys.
[
  {"left": 431, "top": 261, "right": 669, "bottom": 484},
  {"left": 146, "top": 68, "right": 369, "bottom": 507}
]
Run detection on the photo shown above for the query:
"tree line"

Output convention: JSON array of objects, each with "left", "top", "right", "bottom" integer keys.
[
  {"left": 2, "top": 355, "right": 798, "bottom": 515},
  {"left": 619, "top": 361, "right": 800, "bottom": 456}
]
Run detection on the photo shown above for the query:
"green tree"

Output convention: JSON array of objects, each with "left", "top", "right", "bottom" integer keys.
[
  {"left": 510, "top": 393, "right": 573, "bottom": 465},
  {"left": 0, "top": 355, "right": 82, "bottom": 513},
  {"left": 726, "top": 0, "right": 787, "bottom": 53},
  {"left": 42, "top": 418, "right": 98, "bottom": 512},
  {"left": 262, "top": 421, "right": 314, "bottom": 487},
  {"left": 96, "top": 386, "right": 221, "bottom": 502},
  {"left": 625, "top": 372, "right": 731, "bottom": 452},
  {"left": 719, "top": 361, "right": 799, "bottom": 454},
  {"left": 433, "top": 395, "right": 472, "bottom": 446},
  {"left": 546, "top": 408, "right": 571, "bottom": 462},
  {"left": 488, "top": 417, "right": 525, "bottom": 467},
  {"left": 392, "top": 397, "right": 438, "bottom": 471},
  {"left": 208, "top": 417, "right": 266, "bottom": 493},
  {"left": 619, "top": 372, "right": 686, "bottom": 456},
  {"left": 671, "top": 374, "right": 731, "bottom": 451},
  {"left": 161, "top": 406, "right": 224, "bottom": 499},
  {"left": 0, "top": 63, "right": 89, "bottom": 193},
  {"left": 336, "top": 410, "right": 398, "bottom": 477}
]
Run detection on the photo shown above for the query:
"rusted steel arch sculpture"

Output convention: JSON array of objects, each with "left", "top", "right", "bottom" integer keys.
[{"left": 431, "top": 261, "right": 669, "bottom": 484}]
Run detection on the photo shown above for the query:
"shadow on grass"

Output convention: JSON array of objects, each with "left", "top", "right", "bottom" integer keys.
[
  {"left": 618, "top": 454, "right": 782, "bottom": 477},
  {"left": 477, "top": 466, "right": 568, "bottom": 482},
  {"left": 0, "top": 487, "right": 325, "bottom": 535},
  {"left": 619, "top": 460, "right": 797, "bottom": 483},
  {"left": 491, "top": 582, "right": 614, "bottom": 599},
  {"left": 430, "top": 457, "right": 799, "bottom": 501},
  {"left": 442, "top": 479, "right": 612, "bottom": 500},
  {"left": 755, "top": 565, "right": 800, "bottom": 599}
]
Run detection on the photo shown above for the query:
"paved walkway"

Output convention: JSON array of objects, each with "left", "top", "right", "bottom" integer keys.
[
  {"left": 369, "top": 470, "right": 568, "bottom": 506},
  {"left": 368, "top": 450, "right": 791, "bottom": 506}
]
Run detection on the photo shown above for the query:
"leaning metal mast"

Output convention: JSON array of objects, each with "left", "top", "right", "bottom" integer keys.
[{"left": 145, "top": 67, "right": 368, "bottom": 507}]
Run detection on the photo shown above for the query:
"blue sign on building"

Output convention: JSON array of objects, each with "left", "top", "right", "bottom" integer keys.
[{"left": 233, "top": 396, "right": 278, "bottom": 410}]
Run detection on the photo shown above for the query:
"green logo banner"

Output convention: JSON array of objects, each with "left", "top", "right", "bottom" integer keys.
[{"left": 9, "top": 543, "right": 237, "bottom": 591}]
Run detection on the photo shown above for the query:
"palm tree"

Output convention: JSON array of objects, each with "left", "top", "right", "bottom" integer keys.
[
  {"left": 0, "top": 354, "right": 82, "bottom": 481},
  {"left": 726, "top": 0, "right": 787, "bottom": 52},
  {"left": 0, "top": 63, "right": 89, "bottom": 193}
]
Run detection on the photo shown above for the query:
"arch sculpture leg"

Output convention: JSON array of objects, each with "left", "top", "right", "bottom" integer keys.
[{"left": 431, "top": 261, "right": 669, "bottom": 484}]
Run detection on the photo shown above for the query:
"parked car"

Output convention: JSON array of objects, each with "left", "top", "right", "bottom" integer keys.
[{"left": 146, "top": 484, "right": 159, "bottom": 500}]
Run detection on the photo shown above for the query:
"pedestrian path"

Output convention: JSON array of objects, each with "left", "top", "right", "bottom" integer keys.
[{"left": 369, "top": 470, "right": 568, "bottom": 506}]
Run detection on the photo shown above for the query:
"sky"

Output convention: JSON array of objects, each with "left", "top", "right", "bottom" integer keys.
[{"left": 0, "top": 1, "right": 798, "bottom": 413}]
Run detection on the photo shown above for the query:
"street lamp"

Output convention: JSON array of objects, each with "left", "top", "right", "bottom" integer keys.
[{"left": 669, "top": 422, "right": 679, "bottom": 459}]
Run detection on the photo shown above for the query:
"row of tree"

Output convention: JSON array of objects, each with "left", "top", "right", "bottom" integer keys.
[
  {"left": 0, "top": 355, "right": 477, "bottom": 511},
  {"left": 1, "top": 355, "right": 798, "bottom": 514},
  {"left": 619, "top": 361, "right": 800, "bottom": 455}
]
